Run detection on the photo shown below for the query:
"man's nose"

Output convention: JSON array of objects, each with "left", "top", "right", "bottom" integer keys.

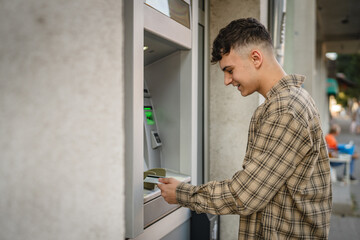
[{"left": 224, "top": 76, "right": 232, "bottom": 86}]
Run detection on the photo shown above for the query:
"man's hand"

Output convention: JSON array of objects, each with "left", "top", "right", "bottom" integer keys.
[{"left": 157, "top": 178, "right": 181, "bottom": 204}]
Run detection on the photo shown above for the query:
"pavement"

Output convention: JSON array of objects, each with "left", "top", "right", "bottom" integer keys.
[{"left": 328, "top": 116, "right": 360, "bottom": 240}]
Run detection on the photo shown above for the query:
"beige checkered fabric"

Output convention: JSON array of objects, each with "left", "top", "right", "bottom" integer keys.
[{"left": 176, "top": 74, "right": 332, "bottom": 239}]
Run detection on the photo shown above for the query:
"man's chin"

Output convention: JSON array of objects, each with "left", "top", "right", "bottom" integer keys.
[
  {"left": 239, "top": 90, "right": 247, "bottom": 96},
  {"left": 240, "top": 90, "right": 254, "bottom": 97}
]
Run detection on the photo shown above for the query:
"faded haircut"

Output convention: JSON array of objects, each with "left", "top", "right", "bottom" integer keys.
[{"left": 211, "top": 18, "right": 273, "bottom": 64}]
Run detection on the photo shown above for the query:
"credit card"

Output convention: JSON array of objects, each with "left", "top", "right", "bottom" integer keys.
[{"left": 143, "top": 175, "right": 165, "bottom": 184}]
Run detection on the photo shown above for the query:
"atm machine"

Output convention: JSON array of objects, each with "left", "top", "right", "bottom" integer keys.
[{"left": 125, "top": 1, "right": 199, "bottom": 239}]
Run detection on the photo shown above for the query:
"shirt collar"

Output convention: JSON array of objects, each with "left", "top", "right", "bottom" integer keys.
[{"left": 266, "top": 74, "right": 305, "bottom": 99}]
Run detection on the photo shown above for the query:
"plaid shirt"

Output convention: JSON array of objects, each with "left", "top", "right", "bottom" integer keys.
[{"left": 176, "top": 75, "right": 332, "bottom": 239}]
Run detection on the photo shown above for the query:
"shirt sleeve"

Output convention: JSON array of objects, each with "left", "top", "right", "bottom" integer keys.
[{"left": 176, "top": 112, "right": 312, "bottom": 216}]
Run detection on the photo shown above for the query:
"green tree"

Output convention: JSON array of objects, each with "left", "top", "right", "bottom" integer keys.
[{"left": 336, "top": 54, "right": 360, "bottom": 102}]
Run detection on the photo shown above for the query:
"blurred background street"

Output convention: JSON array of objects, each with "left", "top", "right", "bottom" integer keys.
[{"left": 329, "top": 116, "right": 360, "bottom": 240}]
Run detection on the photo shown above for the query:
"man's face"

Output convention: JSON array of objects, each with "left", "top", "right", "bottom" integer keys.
[{"left": 219, "top": 48, "right": 259, "bottom": 97}]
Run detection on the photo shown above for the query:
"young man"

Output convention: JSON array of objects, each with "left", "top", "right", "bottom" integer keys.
[{"left": 158, "top": 18, "right": 332, "bottom": 239}]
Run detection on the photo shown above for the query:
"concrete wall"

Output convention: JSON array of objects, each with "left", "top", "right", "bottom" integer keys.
[
  {"left": 316, "top": 42, "right": 330, "bottom": 134},
  {"left": 209, "top": 1, "right": 261, "bottom": 239},
  {"left": 0, "top": 1, "right": 125, "bottom": 240},
  {"left": 284, "top": 0, "right": 329, "bottom": 131},
  {"left": 284, "top": 0, "right": 316, "bottom": 95},
  {"left": 283, "top": 0, "right": 317, "bottom": 94}
]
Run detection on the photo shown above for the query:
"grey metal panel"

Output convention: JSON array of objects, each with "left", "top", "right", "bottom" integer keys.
[
  {"left": 132, "top": 208, "right": 191, "bottom": 240},
  {"left": 144, "top": 197, "right": 180, "bottom": 228},
  {"left": 144, "top": 4, "right": 191, "bottom": 49},
  {"left": 197, "top": 23, "right": 205, "bottom": 185},
  {"left": 161, "top": 219, "right": 190, "bottom": 240},
  {"left": 124, "top": 0, "right": 144, "bottom": 238}
]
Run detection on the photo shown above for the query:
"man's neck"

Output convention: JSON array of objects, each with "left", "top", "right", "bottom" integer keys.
[{"left": 258, "top": 58, "right": 287, "bottom": 98}]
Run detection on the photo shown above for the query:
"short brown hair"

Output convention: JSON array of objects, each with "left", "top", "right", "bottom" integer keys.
[{"left": 211, "top": 18, "right": 273, "bottom": 64}]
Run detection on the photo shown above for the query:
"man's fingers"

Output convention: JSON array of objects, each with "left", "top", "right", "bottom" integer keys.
[
  {"left": 157, "top": 183, "right": 163, "bottom": 190},
  {"left": 156, "top": 178, "right": 179, "bottom": 204},
  {"left": 159, "top": 178, "right": 170, "bottom": 184},
  {"left": 157, "top": 183, "right": 168, "bottom": 198}
]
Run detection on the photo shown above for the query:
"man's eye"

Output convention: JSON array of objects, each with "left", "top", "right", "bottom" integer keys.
[{"left": 228, "top": 70, "right": 233, "bottom": 74}]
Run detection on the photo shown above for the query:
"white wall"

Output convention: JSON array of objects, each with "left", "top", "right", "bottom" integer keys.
[
  {"left": 209, "top": 1, "right": 261, "bottom": 239},
  {"left": 0, "top": 1, "right": 125, "bottom": 239}
]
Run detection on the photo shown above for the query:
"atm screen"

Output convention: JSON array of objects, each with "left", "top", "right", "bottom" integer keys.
[{"left": 144, "top": 107, "right": 155, "bottom": 125}]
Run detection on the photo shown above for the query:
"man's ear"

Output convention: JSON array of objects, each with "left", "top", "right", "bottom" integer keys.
[{"left": 250, "top": 50, "right": 263, "bottom": 68}]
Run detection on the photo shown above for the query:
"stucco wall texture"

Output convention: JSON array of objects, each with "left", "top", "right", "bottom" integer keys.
[
  {"left": 0, "top": 1, "right": 125, "bottom": 239},
  {"left": 209, "top": 0, "right": 261, "bottom": 239}
]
